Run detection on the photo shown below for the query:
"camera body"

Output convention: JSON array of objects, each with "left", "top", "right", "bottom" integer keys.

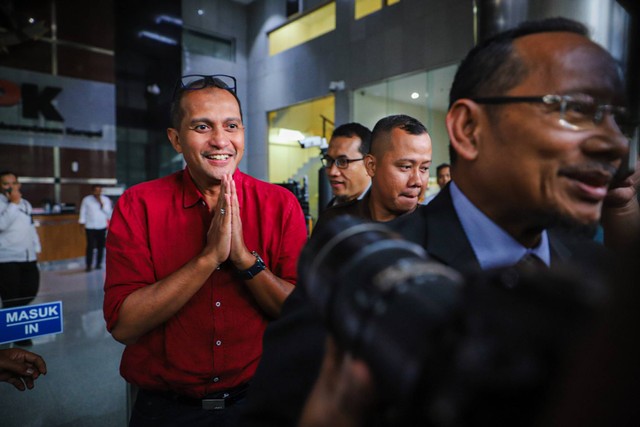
[{"left": 299, "top": 216, "right": 605, "bottom": 426}]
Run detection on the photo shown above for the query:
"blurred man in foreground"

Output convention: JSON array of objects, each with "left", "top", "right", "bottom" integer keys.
[{"left": 299, "top": 17, "right": 633, "bottom": 427}]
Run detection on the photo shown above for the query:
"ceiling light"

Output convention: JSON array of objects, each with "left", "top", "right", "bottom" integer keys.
[
  {"left": 198, "top": 9, "right": 205, "bottom": 16},
  {"left": 138, "top": 31, "right": 178, "bottom": 45},
  {"left": 155, "top": 15, "right": 183, "bottom": 26},
  {"left": 411, "top": 92, "right": 419, "bottom": 99}
]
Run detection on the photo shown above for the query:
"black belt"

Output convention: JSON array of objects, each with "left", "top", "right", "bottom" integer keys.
[{"left": 144, "top": 382, "right": 250, "bottom": 411}]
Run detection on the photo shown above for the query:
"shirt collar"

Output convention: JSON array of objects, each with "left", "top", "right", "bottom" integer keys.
[
  {"left": 357, "top": 182, "right": 371, "bottom": 200},
  {"left": 449, "top": 181, "right": 550, "bottom": 269},
  {"left": 182, "top": 167, "right": 243, "bottom": 209}
]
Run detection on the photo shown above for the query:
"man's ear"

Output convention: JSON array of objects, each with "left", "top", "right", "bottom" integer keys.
[
  {"left": 167, "top": 128, "right": 183, "bottom": 153},
  {"left": 446, "top": 99, "right": 483, "bottom": 161},
  {"left": 364, "top": 154, "right": 376, "bottom": 177}
]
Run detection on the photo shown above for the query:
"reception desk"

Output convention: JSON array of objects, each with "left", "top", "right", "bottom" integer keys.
[{"left": 34, "top": 214, "right": 85, "bottom": 262}]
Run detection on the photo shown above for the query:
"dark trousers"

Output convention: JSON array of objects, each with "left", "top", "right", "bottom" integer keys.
[
  {"left": 85, "top": 228, "right": 107, "bottom": 268},
  {"left": 0, "top": 261, "right": 40, "bottom": 308},
  {"left": 129, "top": 389, "right": 246, "bottom": 427}
]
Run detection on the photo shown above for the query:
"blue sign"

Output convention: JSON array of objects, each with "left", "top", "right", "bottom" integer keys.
[{"left": 0, "top": 301, "right": 63, "bottom": 344}]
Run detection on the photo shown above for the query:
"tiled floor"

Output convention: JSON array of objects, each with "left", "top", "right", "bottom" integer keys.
[{"left": 0, "top": 259, "right": 129, "bottom": 427}]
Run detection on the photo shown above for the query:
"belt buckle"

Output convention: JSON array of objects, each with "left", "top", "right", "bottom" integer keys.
[{"left": 202, "top": 398, "right": 225, "bottom": 410}]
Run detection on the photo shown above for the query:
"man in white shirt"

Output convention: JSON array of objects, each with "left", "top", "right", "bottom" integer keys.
[
  {"left": 79, "top": 185, "right": 112, "bottom": 271},
  {"left": 0, "top": 171, "right": 41, "bottom": 346}
]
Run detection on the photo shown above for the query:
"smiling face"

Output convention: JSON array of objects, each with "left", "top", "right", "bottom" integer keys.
[
  {"left": 459, "top": 32, "right": 628, "bottom": 233},
  {"left": 167, "top": 87, "right": 244, "bottom": 190},
  {"left": 366, "top": 127, "right": 432, "bottom": 220},
  {"left": 325, "top": 135, "right": 370, "bottom": 202}
]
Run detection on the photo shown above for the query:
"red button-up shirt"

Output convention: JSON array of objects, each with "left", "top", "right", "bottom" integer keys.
[{"left": 104, "top": 168, "right": 308, "bottom": 397}]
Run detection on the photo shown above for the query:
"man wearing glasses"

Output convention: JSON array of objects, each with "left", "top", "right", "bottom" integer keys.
[
  {"left": 321, "top": 122, "right": 372, "bottom": 209},
  {"left": 242, "top": 17, "right": 637, "bottom": 427},
  {"left": 394, "top": 17, "right": 632, "bottom": 272},
  {"left": 103, "top": 75, "right": 308, "bottom": 426}
]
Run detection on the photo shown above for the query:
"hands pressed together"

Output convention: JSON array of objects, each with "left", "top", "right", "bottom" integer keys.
[
  {"left": 0, "top": 348, "right": 47, "bottom": 391},
  {"left": 204, "top": 174, "right": 256, "bottom": 271}
]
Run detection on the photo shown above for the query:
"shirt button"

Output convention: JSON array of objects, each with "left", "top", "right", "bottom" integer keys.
[
  {"left": 216, "top": 340, "right": 222, "bottom": 346},
  {"left": 215, "top": 301, "right": 221, "bottom": 307},
  {"left": 213, "top": 377, "right": 220, "bottom": 383}
]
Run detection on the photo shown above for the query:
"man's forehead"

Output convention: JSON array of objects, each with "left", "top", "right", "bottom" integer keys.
[
  {"left": 182, "top": 87, "right": 241, "bottom": 112},
  {"left": 512, "top": 31, "right": 623, "bottom": 99},
  {"left": 386, "top": 133, "right": 432, "bottom": 157},
  {"left": 329, "top": 135, "right": 362, "bottom": 152}
]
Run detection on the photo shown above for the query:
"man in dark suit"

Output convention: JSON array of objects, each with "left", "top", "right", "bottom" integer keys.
[{"left": 241, "top": 17, "right": 632, "bottom": 427}]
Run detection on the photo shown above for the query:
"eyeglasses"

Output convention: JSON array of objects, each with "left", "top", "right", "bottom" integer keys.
[
  {"left": 173, "top": 74, "right": 237, "bottom": 99},
  {"left": 471, "top": 93, "right": 633, "bottom": 136},
  {"left": 321, "top": 155, "right": 364, "bottom": 169}
]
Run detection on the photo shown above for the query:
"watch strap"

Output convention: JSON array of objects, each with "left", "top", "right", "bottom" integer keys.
[{"left": 237, "top": 251, "right": 266, "bottom": 280}]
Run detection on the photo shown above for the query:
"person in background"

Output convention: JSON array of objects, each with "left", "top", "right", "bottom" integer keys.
[
  {"left": 0, "top": 171, "right": 41, "bottom": 347},
  {"left": 0, "top": 348, "right": 47, "bottom": 391},
  {"left": 322, "top": 123, "right": 372, "bottom": 209},
  {"left": 422, "top": 162, "right": 451, "bottom": 204},
  {"left": 79, "top": 184, "right": 112, "bottom": 272},
  {"left": 103, "top": 74, "right": 308, "bottom": 427}
]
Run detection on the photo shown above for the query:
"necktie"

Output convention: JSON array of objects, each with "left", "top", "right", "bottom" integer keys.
[{"left": 515, "top": 253, "right": 548, "bottom": 271}]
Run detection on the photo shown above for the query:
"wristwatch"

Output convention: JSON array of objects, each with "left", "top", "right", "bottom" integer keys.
[{"left": 237, "top": 251, "right": 266, "bottom": 280}]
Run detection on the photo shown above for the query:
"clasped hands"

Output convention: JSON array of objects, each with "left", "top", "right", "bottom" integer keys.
[{"left": 203, "top": 174, "right": 256, "bottom": 272}]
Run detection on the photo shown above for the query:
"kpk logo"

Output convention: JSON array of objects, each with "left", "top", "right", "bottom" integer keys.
[{"left": 0, "top": 79, "right": 64, "bottom": 121}]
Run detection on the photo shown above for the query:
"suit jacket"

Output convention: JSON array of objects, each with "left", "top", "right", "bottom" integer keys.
[
  {"left": 237, "top": 186, "right": 613, "bottom": 427},
  {"left": 391, "top": 185, "right": 613, "bottom": 277}
]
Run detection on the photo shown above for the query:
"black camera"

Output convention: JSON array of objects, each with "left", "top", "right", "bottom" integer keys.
[{"left": 299, "top": 216, "right": 605, "bottom": 426}]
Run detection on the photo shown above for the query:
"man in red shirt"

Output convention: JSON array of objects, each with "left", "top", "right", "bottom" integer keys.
[{"left": 103, "top": 75, "right": 308, "bottom": 427}]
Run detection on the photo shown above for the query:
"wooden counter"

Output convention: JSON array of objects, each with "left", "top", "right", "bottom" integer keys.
[{"left": 33, "top": 214, "right": 85, "bottom": 262}]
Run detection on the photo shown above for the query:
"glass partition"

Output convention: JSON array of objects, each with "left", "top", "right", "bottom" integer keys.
[{"left": 267, "top": 95, "right": 335, "bottom": 221}]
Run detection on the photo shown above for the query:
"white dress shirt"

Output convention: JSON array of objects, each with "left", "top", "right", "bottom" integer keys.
[
  {"left": 79, "top": 195, "right": 113, "bottom": 230},
  {"left": 0, "top": 195, "right": 41, "bottom": 262}
]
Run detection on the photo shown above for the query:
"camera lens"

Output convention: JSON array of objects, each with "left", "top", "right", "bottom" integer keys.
[{"left": 299, "top": 216, "right": 463, "bottom": 399}]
